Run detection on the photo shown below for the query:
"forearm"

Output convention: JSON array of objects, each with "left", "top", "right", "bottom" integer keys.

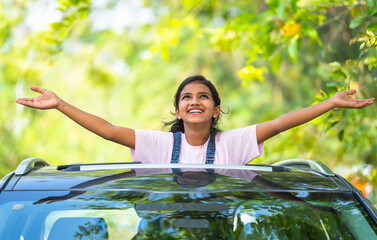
[
  {"left": 257, "top": 98, "right": 335, "bottom": 143},
  {"left": 56, "top": 99, "right": 135, "bottom": 148},
  {"left": 275, "top": 98, "right": 335, "bottom": 133},
  {"left": 16, "top": 86, "right": 136, "bottom": 148},
  {"left": 57, "top": 99, "right": 116, "bottom": 141}
]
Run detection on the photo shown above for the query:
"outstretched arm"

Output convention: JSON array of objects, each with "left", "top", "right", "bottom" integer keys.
[
  {"left": 16, "top": 87, "right": 135, "bottom": 148},
  {"left": 256, "top": 89, "right": 375, "bottom": 143}
]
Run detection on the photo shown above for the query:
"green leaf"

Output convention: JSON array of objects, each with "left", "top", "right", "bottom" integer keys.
[
  {"left": 277, "top": 1, "right": 285, "bottom": 19},
  {"left": 270, "top": 52, "right": 283, "bottom": 73},
  {"left": 329, "top": 121, "right": 340, "bottom": 128},
  {"left": 367, "top": 23, "right": 377, "bottom": 31},
  {"left": 237, "top": 65, "right": 267, "bottom": 82},
  {"left": 306, "top": 29, "right": 322, "bottom": 46},
  {"left": 338, "top": 129, "right": 345, "bottom": 141},
  {"left": 331, "top": 69, "right": 347, "bottom": 79},
  {"left": 350, "top": 16, "right": 369, "bottom": 29},
  {"left": 329, "top": 61, "right": 341, "bottom": 68},
  {"left": 69, "top": 0, "right": 80, "bottom": 5},
  {"left": 50, "top": 22, "right": 64, "bottom": 31},
  {"left": 57, "top": 0, "right": 70, "bottom": 8},
  {"left": 287, "top": 38, "right": 300, "bottom": 62},
  {"left": 78, "top": 6, "right": 89, "bottom": 18},
  {"left": 368, "top": 6, "right": 377, "bottom": 16},
  {"left": 326, "top": 81, "right": 343, "bottom": 87},
  {"left": 367, "top": 0, "right": 376, "bottom": 8}
]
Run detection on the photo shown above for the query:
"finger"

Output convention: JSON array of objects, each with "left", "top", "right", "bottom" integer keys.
[
  {"left": 15, "top": 99, "right": 38, "bottom": 108},
  {"left": 365, "top": 98, "right": 375, "bottom": 107},
  {"left": 361, "top": 98, "right": 375, "bottom": 104},
  {"left": 30, "top": 86, "right": 45, "bottom": 94},
  {"left": 342, "top": 98, "right": 364, "bottom": 108},
  {"left": 16, "top": 97, "right": 35, "bottom": 102},
  {"left": 356, "top": 99, "right": 374, "bottom": 109},
  {"left": 347, "top": 97, "right": 374, "bottom": 104},
  {"left": 345, "top": 89, "right": 357, "bottom": 96},
  {"left": 356, "top": 102, "right": 369, "bottom": 109}
]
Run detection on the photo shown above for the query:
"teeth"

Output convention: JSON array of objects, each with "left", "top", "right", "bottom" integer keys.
[{"left": 189, "top": 110, "right": 202, "bottom": 113}]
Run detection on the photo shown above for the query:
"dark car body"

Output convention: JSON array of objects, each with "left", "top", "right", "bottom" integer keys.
[{"left": 1, "top": 158, "right": 377, "bottom": 239}]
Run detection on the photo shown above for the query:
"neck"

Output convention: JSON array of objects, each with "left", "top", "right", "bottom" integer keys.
[{"left": 183, "top": 124, "right": 211, "bottom": 146}]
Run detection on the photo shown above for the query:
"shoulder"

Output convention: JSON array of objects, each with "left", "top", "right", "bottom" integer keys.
[
  {"left": 132, "top": 129, "right": 173, "bottom": 164},
  {"left": 134, "top": 129, "right": 173, "bottom": 148},
  {"left": 134, "top": 129, "right": 172, "bottom": 138},
  {"left": 215, "top": 124, "right": 264, "bottom": 165},
  {"left": 217, "top": 124, "right": 257, "bottom": 139}
]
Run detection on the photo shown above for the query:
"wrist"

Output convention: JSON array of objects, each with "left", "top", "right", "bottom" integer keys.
[
  {"left": 327, "top": 96, "right": 337, "bottom": 109},
  {"left": 56, "top": 98, "right": 65, "bottom": 111}
]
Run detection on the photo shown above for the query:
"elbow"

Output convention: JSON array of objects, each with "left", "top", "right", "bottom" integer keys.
[
  {"left": 270, "top": 119, "right": 284, "bottom": 135},
  {"left": 100, "top": 125, "right": 117, "bottom": 141},
  {"left": 103, "top": 134, "right": 113, "bottom": 141},
  {"left": 273, "top": 117, "right": 294, "bottom": 134}
]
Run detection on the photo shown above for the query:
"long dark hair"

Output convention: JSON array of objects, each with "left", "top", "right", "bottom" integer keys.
[{"left": 165, "top": 75, "right": 222, "bottom": 134}]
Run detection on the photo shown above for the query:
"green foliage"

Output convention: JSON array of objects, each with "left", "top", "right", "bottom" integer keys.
[
  {"left": 1, "top": 0, "right": 376, "bottom": 205},
  {"left": 44, "top": 0, "right": 90, "bottom": 59}
]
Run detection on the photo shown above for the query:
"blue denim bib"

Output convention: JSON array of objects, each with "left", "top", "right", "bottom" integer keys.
[
  {"left": 170, "top": 132, "right": 215, "bottom": 174},
  {"left": 170, "top": 132, "right": 216, "bottom": 164}
]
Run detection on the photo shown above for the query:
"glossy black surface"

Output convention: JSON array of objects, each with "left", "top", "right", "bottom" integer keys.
[
  {"left": 1, "top": 188, "right": 377, "bottom": 239},
  {"left": 9, "top": 166, "right": 341, "bottom": 192},
  {"left": 1, "top": 163, "right": 377, "bottom": 239}
]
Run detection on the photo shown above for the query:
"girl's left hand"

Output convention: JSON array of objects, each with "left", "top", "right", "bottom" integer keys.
[{"left": 331, "top": 90, "right": 375, "bottom": 109}]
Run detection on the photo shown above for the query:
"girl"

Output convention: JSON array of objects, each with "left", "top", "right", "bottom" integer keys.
[{"left": 16, "top": 75, "right": 375, "bottom": 165}]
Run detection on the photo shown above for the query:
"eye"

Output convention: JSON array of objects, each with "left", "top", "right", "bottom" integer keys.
[
  {"left": 181, "top": 95, "right": 190, "bottom": 100},
  {"left": 200, "top": 94, "right": 209, "bottom": 99}
]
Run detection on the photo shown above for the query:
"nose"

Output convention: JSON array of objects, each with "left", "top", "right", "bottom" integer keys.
[{"left": 189, "top": 96, "right": 200, "bottom": 105}]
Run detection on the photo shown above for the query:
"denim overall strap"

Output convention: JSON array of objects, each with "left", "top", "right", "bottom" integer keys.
[
  {"left": 171, "top": 132, "right": 182, "bottom": 164},
  {"left": 205, "top": 133, "right": 216, "bottom": 164}
]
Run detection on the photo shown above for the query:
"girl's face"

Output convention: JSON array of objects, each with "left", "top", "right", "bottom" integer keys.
[{"left": 175, "top": 82, "right": 220, "bottom": 129}]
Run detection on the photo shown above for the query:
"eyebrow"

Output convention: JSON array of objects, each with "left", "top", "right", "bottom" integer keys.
[{"left": 181, "top": 92, "right": 211, "bottom": 96}]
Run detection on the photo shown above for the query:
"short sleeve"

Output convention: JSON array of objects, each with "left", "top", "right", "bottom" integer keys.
[
  {"left": 130, "top": 129, "right": 173, "bottom": 164},
  {"left": 216, "top": 124, "right": 264, "bottom": 165}
]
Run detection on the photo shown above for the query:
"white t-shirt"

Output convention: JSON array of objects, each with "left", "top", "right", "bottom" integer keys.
[{"left": 131, "top": 124, "right": 264, "bottom": 165}]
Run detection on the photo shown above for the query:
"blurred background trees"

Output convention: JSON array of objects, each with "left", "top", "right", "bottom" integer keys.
[{"left": 1, "top": 0, "right": 376, "bottom": 204}]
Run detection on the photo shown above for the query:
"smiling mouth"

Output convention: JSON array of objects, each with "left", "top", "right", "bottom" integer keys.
[{"left": 188, "top": 109, "right": 203, "bottom": 114}]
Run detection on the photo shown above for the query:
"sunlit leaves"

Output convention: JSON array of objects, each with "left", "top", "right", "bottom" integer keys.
[
  {"left": 329, "top": 62, "right": 348, "bottom": 79},
  {"left": 87, "top": 66, "right": 115, "bottom": 87},
  {"left": 146, "top": 16, "right": 201, "bottom": 61},
  {"left": 287, "top": 37, "right": 301, "bottom": 62},
  {"left": 349, "top": 2, "right": 377, "bottom": 52},
  {"left": 366, "top": 0, "right": 376, "bottom": 8},
  {"left": 142, "top": 0, "right": 330, "bottom": 83},
  {"left": 270, "top": 52, "right": 283, "bottom": 73},
  {"left": 357, "top": 30, "right": 377, "bottom": 50},
  {"left": 210, "top": 28, "right": 239, "bottom": 51},
  {"left": 372, "top": 169, "right": 377, "bottom": 188},
  {"left": 281, "top": 23, "right": 302, "bottom": 37},
  {"left": 350, "top": 16, "right": 369, "bottom": 29},
  {"left": 237, "top": 65, "right": 267, "bottom": 83},
  {"left": 44, "top": 0, "right": 90, "bottom": 58},
  {"left": 363, "top": 56, "right": 377, "bottom": 70}
]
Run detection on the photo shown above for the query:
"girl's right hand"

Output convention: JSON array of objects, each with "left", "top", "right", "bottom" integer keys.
[{"left": 16, "top": 86, "right": 60, "bottom": 110}]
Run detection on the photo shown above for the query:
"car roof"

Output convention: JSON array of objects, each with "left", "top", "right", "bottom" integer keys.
[{"left": 2, "top": 158, "right": 349, "bottom": 193}]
